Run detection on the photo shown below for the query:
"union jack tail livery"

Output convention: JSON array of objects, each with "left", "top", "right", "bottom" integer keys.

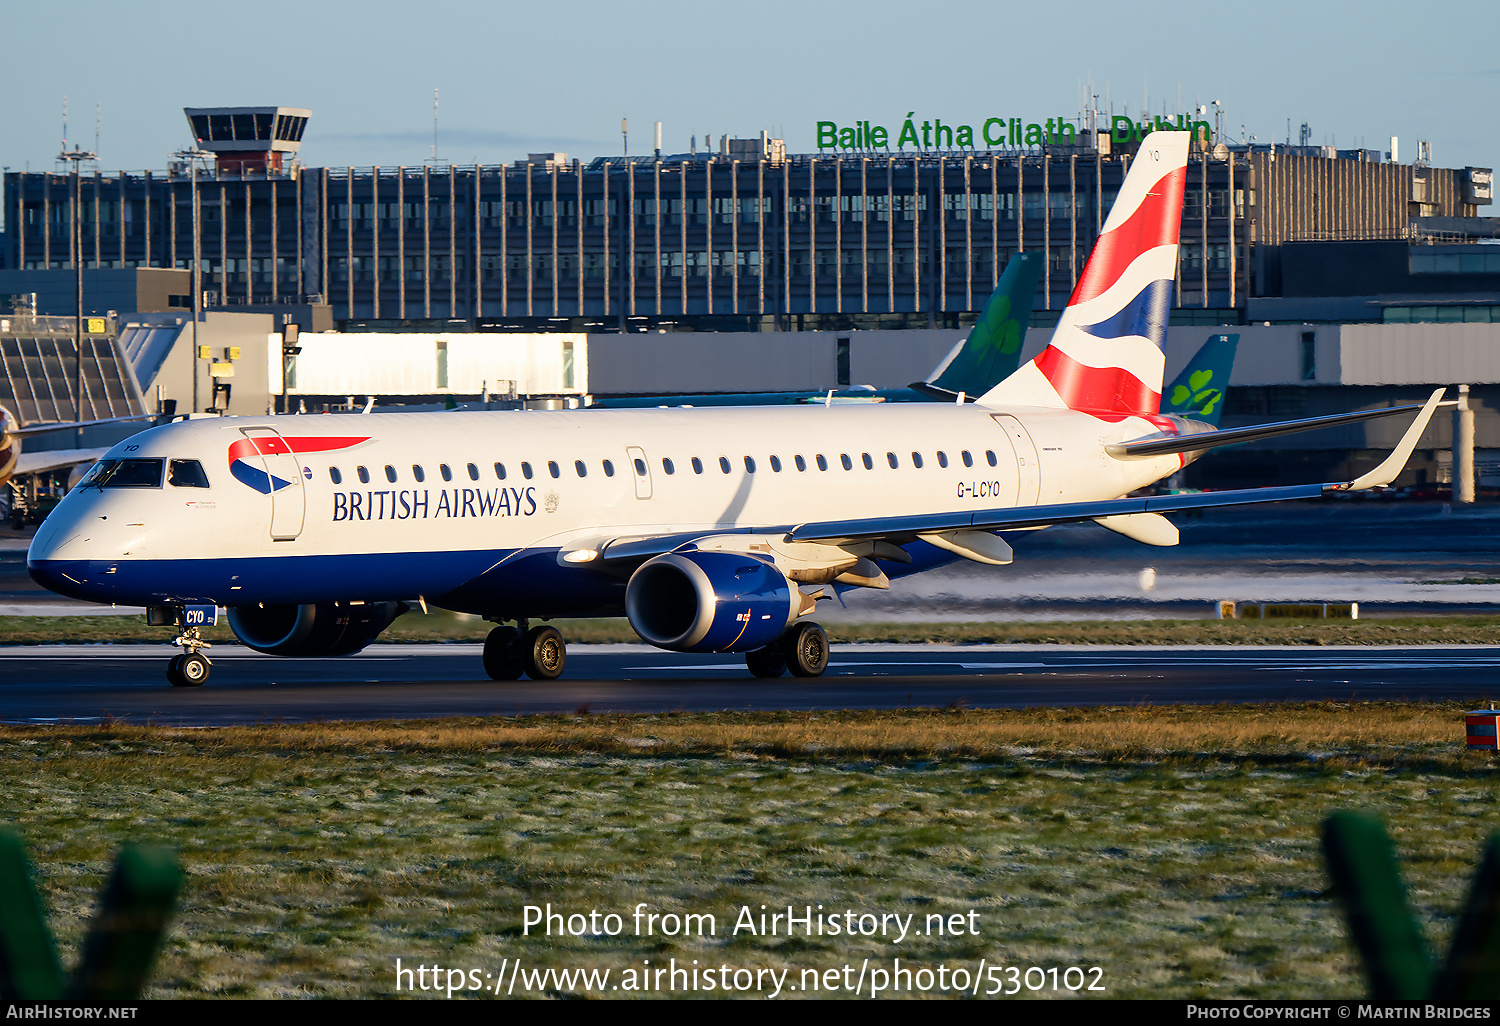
[{"left": 979, "top": 130, "right": 1190, "bottom": 416}]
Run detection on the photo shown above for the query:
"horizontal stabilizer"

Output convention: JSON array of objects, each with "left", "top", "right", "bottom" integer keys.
[{"left": 1107, "top": 391, "right": 1452, "bottom": 459}]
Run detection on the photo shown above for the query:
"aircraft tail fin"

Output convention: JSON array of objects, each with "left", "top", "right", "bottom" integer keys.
[
  {"left": 977, "top": 131, "right": 1190, "bottom": 415},
  {"left": 1161, "top": 333, "right": 1239, "bottom": 426},
  {"left": 917, "top": 252, "right": 1044, "bottom": 399}
]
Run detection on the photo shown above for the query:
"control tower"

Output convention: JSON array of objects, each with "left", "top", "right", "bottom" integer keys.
[{"left": 182, "top": 106, "right": 311, "bottom": 173}]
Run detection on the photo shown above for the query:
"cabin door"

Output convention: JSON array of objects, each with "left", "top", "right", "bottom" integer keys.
[
  {"left": 238, "top": 426, "right": 307, "bottom": 541},
  {"left": 991, "top": 415, "right": 1040, "bottom": 506}
]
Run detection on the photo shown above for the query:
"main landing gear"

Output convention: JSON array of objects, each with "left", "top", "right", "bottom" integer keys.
[
  {"left": 483, "top": 619, "right": 567, "bottom": 681},
  {"left": 745, "top": 621, "right": 829, "bottom": 679},
  {"left": 167, "top": 626, "right": 212, "bottom": 688}
]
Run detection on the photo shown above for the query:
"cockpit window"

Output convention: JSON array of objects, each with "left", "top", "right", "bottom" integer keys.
[
  {"left": 168, "top": 459, "right": 211, "bottom": 488},
  {"left": 85, "top": 458, "right": 164, "bottom": 488},
  {"left": 77, "top": 461, "right": 116, "bottom": 487}
]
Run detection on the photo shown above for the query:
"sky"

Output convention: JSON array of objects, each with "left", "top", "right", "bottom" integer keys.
[{"left": 2, "top": 0, "right": 1495, "bottom": 181}]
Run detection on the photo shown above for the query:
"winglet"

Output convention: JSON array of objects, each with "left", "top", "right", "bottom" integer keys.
[{"left": 1334, "top": 388, "right": 1446, "bottom": 492}]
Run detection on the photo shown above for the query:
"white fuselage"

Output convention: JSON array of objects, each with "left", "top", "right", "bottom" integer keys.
[{"left": 27, "top": 403, "right": 1181, "bottom": 615}]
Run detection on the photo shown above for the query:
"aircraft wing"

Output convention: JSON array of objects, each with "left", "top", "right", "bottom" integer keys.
[
  {"left": 1110, "top": 389, "right": 1451, "bottom": 459},
  {"left": 14, "top": 448, "right": 110, "bottom": 477},
  {"left": 13, "top": 414, "right": 155, "bottom": 439},
  {"left": 790, "top": 388, "right": 1445, "bottom": 545}
]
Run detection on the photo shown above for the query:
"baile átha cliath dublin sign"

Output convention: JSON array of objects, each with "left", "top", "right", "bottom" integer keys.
[{"left": 815, "top": 113, "right": 1212, "bottom": 151}]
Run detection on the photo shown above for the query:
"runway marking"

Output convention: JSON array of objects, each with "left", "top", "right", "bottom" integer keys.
[{"left": 623, "top": 661, "right": 1052, "bottom": 672}]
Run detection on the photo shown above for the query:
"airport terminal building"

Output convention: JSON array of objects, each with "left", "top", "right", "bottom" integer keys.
[{"left": 3, "top": 108, "right": 1495, "bottom": 330}]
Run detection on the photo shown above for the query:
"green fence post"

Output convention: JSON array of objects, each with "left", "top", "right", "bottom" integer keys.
[
  {"left": 1433, "top": 834, "right": 1500, "bottom": 1001},
  {"left": 67, "top": 844, "right": 182, "bottom": 1001},
  {"left": 1321, "top": 810, "right": 1434, "bottom": 1000},
  {"left": 0, "top": 828, "right": 65, "bottom": 1000}
]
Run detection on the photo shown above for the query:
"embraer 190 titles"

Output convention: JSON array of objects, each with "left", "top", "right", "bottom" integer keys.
[{"left": 27, "top": 131, "right": 1447, "bottom": 688}]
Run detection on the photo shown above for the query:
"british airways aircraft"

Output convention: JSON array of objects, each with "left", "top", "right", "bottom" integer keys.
[{"left": 26, "top": 132, "right": 1445, "bottom": 687}]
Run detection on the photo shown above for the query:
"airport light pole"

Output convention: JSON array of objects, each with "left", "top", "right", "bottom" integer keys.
[{"left": 59, "top": 144, "right": 96, "bottom": 436}]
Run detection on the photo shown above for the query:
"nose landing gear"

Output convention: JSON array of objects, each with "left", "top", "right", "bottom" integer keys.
[
  {"left": 149, "top": 604, "right": 217, "bottom": 687},
  {"left": 166, "top": 625, "right": 213, "bottom": 687}
]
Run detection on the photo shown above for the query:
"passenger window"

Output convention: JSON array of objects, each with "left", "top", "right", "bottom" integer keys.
[
  {"left": 961, "top": 451, "right": 973, "bottom": 468},
  {"left": 633, "top": 458, "right": 647, "bottom": 476},
  {"left": 936, "top": 451, "right": 948, "bottom": 468},
  {"left": 440, "top": 464, "right": 453, "bottom": 481},
  {"left": 357, "top": 466, "right": 370, "bottom": 484},
  {"left": 168, "top": 459, "right": 210, "bottom": 488},
  {"left": 986, "top": 450, "right": 998, "bottom": 467},
  {"left": 548, "top": 461, "right": 560, "bottom": 479},
  {"left": 575, "top": 460, "right": 587, "bottom": 478},
  {"left": 602, "top": 459, "right": 615, "bottom": 477},
  {"left": 493, "top": 463, "right": 505, "bottom": 480},
  {"left": 468, "top": 463, "right": 480, "bottom": 481},
  {"left": 840, "top": 454, "right": 852, "bottom": 471},
  {"left": 329, "top": 467, "right": 342, "bottom": 485},
  {"left": 413, "top": 465, "right": 426, "bottom": 482},
  {"left": 887, "top": 452, "right": 899, "bottom": 469},
  {"left": 744, "top": 456, "right": 756, "bottom": 473},
  {"left": 691, "top": 457, "right": 703, "bottom": 474},
  {"left": 816, "top": 454, "right": 828, "bottom": 471},
  {"left": 769, "top": 455, "right": 782, "bottom": 472},
  {"left": 719, "top": 457, "right": 731, "bottom": 474},
  {"left": 385, "top": 465, "right": 398, "bottom": 483},
  {"left": 662, "top": 458, "right": 674, "bottom": 475},
  {"left": 860, "top": 453, "right": 872, "bottom": 470},
  {"left": 911, "top": 452, "right": 924, "bottom": 469},
  {"left": 521, "top": 462, "right": 533, "bottom": 479},
  {"left": 794, "top": 455, "right": 806, "bottom": 472}
]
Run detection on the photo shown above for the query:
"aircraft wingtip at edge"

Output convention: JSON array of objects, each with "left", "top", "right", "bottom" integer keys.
[{"left": 1337, "top": 388, "right": 1447, "bottom": 492}]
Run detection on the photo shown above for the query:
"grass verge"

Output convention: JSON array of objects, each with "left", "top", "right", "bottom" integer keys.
[{"left": 3, "top": 702, "right": 1495, "bottom": 999}]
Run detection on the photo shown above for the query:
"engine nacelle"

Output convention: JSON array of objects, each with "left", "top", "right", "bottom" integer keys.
[
  {"left": 625, "top": 551, "right": 801, "bottom": 653},
  {"left": 226, "top": 601, "right": 404, "bottom": 657}
]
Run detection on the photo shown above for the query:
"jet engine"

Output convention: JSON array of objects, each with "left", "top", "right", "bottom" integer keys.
[
  {"left": 625, "top": 551, "right": 807, "bottom": 653},
  {"left": 226, "top": 601, "right": 405, "bottom": 657}
]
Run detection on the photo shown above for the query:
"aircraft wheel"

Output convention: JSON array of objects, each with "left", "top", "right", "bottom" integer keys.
[
  {"left": 483, "top": 626, "right": 525, "bottom": 681},
  {"left": 745, "top": 646, "right": 787, "bottom": 678},
  {"left": 783, "top": 622, "right": 829, "bottom": 678},
  {"left": 168, "top": 652, "right": 210, "bottom": 688},
  {"left": 522, "top": 626, "right": 566, "bottom": 681}
]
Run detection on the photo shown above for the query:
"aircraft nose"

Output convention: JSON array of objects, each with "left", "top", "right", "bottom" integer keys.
[{"left": 26, "top": 508, "right": 115, "bottom": 602}]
